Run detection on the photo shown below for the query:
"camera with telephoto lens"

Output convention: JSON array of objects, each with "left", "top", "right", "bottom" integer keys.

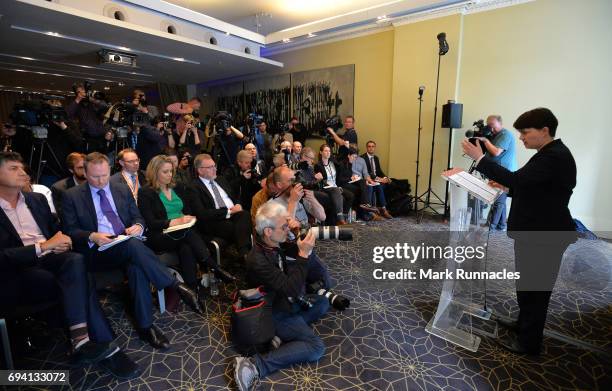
[
  {"left": 246, "top": 113, "right": 264, "bottom": 128},
  {"left": 293, "top": 165, "right": 319, "bottom": 190},
  {"left": 307, "top": 280, "right": 350, "bottom": 311},
  {"left": 74, "top": 80, "right": 106, "bottom": 101},
  {"left": 213, "top": 111, "right": 232, "bottom": 134},
  {"left": 288, "top": 295, "right": 316, "bottom": 310},
  {"left": 297, "top": 225, "right": 353, "bottom": 241},
  {"left": 247, "top": 159, "right": 262, "bottom": 181},
  {"left": 465, "top": 119, "right": 493, "bottom": 146}
]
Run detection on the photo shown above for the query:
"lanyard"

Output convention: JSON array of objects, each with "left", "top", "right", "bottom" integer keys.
[{"left": 122, "top": 172, "right": 139, "bottom": 203}]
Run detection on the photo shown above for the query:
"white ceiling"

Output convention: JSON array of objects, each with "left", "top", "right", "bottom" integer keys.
[
  {"left": 0, "top": 0, "right": 282, "bottom": 94},
  {"left": 164, "top": 0, "right": 400, "bottom": 35}
]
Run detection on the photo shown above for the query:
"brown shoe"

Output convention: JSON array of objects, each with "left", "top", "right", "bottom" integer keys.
[
  {"left": 371, "top": 213, "right": 385, "bottom": 221},
  {"left": 379, "top": 208, "right": 393, "bottom": 219},
  {"left": 337, "top": 220, "right": 348, "bottom": 226}
]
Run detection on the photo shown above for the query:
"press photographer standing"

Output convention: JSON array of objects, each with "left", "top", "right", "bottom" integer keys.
[
  {"left": 460, "top": 107, "right": 577, "bottom": 355},
  {"left": 326, "top": 115, "right": 358, "bottom": 148},
  {"left": 233, "top": 202, "right": 327, "bottom": 391},
  {"left": 66, "top": 82, "right": 107, "bottom": 153},
  {"left": 478, "top": 115, "right": 516, "bottom": 230}
]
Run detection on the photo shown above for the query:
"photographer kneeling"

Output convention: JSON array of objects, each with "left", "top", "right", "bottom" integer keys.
[{"left": 233, "top": 202, "right": 328, "bottom": 391}]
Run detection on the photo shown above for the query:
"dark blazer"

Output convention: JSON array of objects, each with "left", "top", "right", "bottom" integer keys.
[
  {"left": 137, "top": 185, "right": 192, "bottom": 235},
  {"left": 109, "top": 170, "right": 146, "bottom": 190},
  {"left": 186, "top": 176, "right": 240, "bottom": 223},
  {"left": 476, "top": 139, "right": 576, "bottom": 232},
  {"left": 61, "top": 182, "right": 146, "bottom": 252},
  {"left": 51, "top": 176, "right": 77, "bottom": 218},
  {"left": 0, "top": 192, "right": 58, "bottom": 272},
  {"left": 361, "top": 153, "right": 386, "bottom": 178},
  {"left": 315, "top": 159, "right": 353, "bottom": 187},
  {"left": 133, "top": 126, "right": 164, "bottom": 169}
]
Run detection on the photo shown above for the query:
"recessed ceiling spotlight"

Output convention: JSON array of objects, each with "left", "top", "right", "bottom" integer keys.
[
  {"left": 173, "top": 57, "right": 185, "bottom": 62},
  {"left": 118, "top": 46, "right": 131, "bottom": 51},
  {"left": 46, "top": 31, "right": 61, "bottom": 37},
  {"left": 225, "top": 32, "right": 230, "bottom": 36},
  {"left": 20, "top": 56, "right": 34, "bottom": 61},
  {"left": 307, "top": 33, "right": 316, "bottom": 38},
  {"left": 118, "top": 82, "right": 125, "bottom": 86},
  {"left": 282, "top": 38, "right": 291, "bottom": 43},
  {"left": 103, "top": 86, "right": 110, "bottom": 90},
  {"left": 376, "top": 15, "right": 389, "bottom": 23}
]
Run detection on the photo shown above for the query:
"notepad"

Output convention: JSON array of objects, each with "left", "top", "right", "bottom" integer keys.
[
  {"left": 98, "top": 234, "right": 146, "bottom": 251},
  {"left": 162, "top": 218, "right": 197, "bottom": 234},
  {"left": 441, "top": 170, "right": 501, "bottom": 204}
]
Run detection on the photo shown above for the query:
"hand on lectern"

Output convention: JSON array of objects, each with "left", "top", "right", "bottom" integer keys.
[{"left": 442, "top": 167, "right": 464, "bottom": 177}]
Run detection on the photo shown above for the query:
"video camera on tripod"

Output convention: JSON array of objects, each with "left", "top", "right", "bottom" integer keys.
[{"left": 11, "top": 97, "right": 68, "bottom": 139}]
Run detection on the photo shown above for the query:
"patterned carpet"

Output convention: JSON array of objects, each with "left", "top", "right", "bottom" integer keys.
[{"left": 12, "top": 216, "right": 612, "bottom": 390}]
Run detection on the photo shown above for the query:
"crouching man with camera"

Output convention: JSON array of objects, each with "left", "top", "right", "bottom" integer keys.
[{"left": 233, "top": 202, "right": 328, "bottom": 391}]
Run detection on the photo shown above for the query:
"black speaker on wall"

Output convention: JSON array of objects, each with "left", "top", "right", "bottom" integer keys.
[{"left": 441, "top": 101, "right": 463, "bottom": 128}]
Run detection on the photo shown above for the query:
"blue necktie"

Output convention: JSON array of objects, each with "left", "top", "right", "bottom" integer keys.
[{"left": 97, "top": 189, "right": 125, "bottom": 235}]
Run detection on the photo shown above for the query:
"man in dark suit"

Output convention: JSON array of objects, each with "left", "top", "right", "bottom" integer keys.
[
  {"left": 109, "top": 148, "right": 146, "bottom": 204},
  {"left": 188, "top": 153, "right": 252, "bottom": 260},
  {"left": 461, "top": 107, "right": 577, "bottom": 355},
  {"left": 0, "top": 151, "right": 139, "bottom": 378},
  {"left": 62, "top": 152, "right": 201, "bottom": 350},
  {"left": 362, "top": 140, "right": 393, "bottom": 219},
  {"left": 51, "top": 152, "right": 87, "bottom": 218}
]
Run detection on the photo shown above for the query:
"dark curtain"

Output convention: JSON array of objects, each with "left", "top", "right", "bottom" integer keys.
[{"left": 157, "top": 83, "right": 188, "bottom": 112}]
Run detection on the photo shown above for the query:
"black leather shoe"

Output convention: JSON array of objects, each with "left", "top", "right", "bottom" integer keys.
[
  {"left": 213, "top": 267, "right": 238, "bottom": 283},
  {"left": 70, "top": 341, "right": 114, "bottom": 366},
  {"left": 496, "top": 333, "right": 539, "bottom": 355},
  {"left": 138, "top": 325, "right": 170, "bottom": 350},
  {"left": 496, "top": 317, "right": 519, "bottom": 332},
  {"left": 176, "top": 283, "right": 204, "bottom": 314},
  {"left": 99, "top": 349, "right": 141, "bottom": 379}
]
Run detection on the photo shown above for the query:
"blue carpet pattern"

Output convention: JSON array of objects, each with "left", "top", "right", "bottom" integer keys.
[{"left": 12, "top": 216, "right": 612, "bottom": 390}]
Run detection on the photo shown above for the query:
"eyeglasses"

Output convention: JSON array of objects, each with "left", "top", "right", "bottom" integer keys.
[{"left": 200, "top": 164, "right": 216, "bottom": 169}]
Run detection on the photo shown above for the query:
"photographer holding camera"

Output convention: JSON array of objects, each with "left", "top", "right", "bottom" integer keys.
[
  {"left": 206, "top": 112, "right": 244, "bottom": 171},
  {"left": 176, "top": 114, "right": 201, "bottom": 157},
  {"left": 326, "top": 115, "right": 358, "bottom": 148},
  {"left": 475, "top": 115, "right": 517, "bottom": 230},
  {"left": 66, "top": 82, "right": 108, "bottom": 153},
  {"left": 233, "top": 202, "right": 327, "bottom": 391}
]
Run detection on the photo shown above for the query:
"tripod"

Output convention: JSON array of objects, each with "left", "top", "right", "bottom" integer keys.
[
  {"left": 416, "top": 50, "right": 446, "bottom": 221},
  {"left": 413, "top": 88, "right": 424, "bottom": 212},
  {"left": 29, "top": 137, "right": 63, "bottom": 184}
]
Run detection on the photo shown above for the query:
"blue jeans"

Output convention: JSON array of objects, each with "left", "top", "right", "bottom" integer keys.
[
  {"left": 367, "top": 183, "right": 387, "bottom": 207},
  {"left": 489, "top": 192, "right": 507, "bottom": 230},
  {"left": 253, "top": 295, "right": 329, "bottom": 377}
]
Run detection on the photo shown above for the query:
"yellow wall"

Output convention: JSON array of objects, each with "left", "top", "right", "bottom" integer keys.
[
  {"left": 261, "top": 0, "right": 611, "bottom": 231},
  {"left": 268, "top": 30, "right": 395, "bottom": 171}
]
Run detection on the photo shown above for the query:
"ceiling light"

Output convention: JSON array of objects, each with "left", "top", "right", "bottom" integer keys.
[
  {"left": 46, "top": 31, "right": 61, "bottom": 37},
  {"left": 104, "top": 86, "right": 110, "bottom": 90},
  {"left": 307, "top": 33, "right": 316, "bottom": 38},
  {"left": 118, "top": 46, "right": 131, "bottom": 51},
  {"left": 282, "top": 38, "right": 291, "bottom": 43},
  {"left": 376, "top": 15, "right": 389, "bottom": 23},
  {"left": 118, "top": 82, "right": 125, "bottom": 86},
  {"left": 20, "top": 56, "right": 34, "bottom": 61},
  {"left": 225, "top": 32, "right": 230, "bottom": 36},
  {"left": 173, "top": 57, "right": 185, "bottom": 62}
]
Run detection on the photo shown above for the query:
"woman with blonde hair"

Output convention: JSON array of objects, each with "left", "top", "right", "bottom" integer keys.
[{"left": 139, "top": 155, "right": 235, "bottom": 301}]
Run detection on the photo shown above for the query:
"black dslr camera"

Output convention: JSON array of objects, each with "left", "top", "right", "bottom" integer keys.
[
  {"left": 306, "top": 280, "right": 350, "bottom": 311},
  {"left": 293, "top": 163, "right": 319, "bottom": 190},
  {"left": 465, "top": 119, "right": 493, "bottom": 146},
  {"left": 213, "top": 111, "right": 232, "bottom": 134}
]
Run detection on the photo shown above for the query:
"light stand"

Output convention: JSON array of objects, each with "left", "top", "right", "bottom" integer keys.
[
  {"left": 417, "top": 32, "right": 449, "bottom": 222},
  {"left": 413, "top": 86, "right": 425, "bottom": 212}
]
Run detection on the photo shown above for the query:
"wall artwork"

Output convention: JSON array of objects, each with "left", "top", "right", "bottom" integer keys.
[
  {"left": 244, "top": 74, "right": 291, "bottom": 132},
  {"left": 199, "top": 64, "right": 354, "bottom": 137},
  {"left": 291, "top": 64, "right": 355, "bottom": 137}
]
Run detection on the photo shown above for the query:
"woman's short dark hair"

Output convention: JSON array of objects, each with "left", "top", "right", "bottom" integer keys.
[{"left": 513, "top": 107, "right": 558, "bottom": 137}]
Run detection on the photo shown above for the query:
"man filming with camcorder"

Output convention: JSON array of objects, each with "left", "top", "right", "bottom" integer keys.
[
  {"left": 206, "top": 111, "right": 244, "bottom": 171},
  {"left": 67, "top": 81, "right": 108, "bottom": 153},
  {"left": 233, "top": 202, "right": 327, "bottom": 391},
  {"left": 466, "top": 115, "right": 516, "bottom": 230},
  {"left": 326, "top": 115, "right": 358, "bottom": 149}
]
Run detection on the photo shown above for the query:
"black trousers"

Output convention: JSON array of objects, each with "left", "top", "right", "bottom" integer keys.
[
  {"left": 513, "top": 237, "right": 570, "bottom": 352},
  {"left": 148, "top": 229, "right": 211, "bottom": 287},
  {"left": 0, "top": 252, "right": 114, "bottom": 343},
  {"left": 201, "top": 210, "right": 252, "bottom": 256},
  {"left": 342, "top": 179, "right": 369, "bottom": 205}
]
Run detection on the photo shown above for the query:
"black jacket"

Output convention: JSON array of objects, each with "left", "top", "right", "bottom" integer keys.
[
  {"left": 137, "top": 185, "right": 192, "bottom": 236},
  {"left": 51, "top": 176, "right": 77, "bottom": 219},
  {"left": 61, "top": 182, "right": 146, "bottom": 253},
  {"left": 361, "top": 153, "right": 386, "bottom": 178},
  {"left": 0, "top": 192, "right": 58, "bottom": 272},
  {"left": 246, "top": 242, "right": 309, "bottom": 314},
  {"left": 475, "top": 139, "right": 576, "bottom": 232},
  {"left": 314, "top": 159, "right": 351, "bottom": 187},
  {"left": 223, "top": 166, "right": 261, "bottom": 211},
  {"left": 186, "top": 176, "right": 240, "bottom": 223},
  {"left": 132, "top": 126, "right": 164, "bottom": 169},
  {"left": 110, "top": 171, "right": 146, "bottom": 192}
]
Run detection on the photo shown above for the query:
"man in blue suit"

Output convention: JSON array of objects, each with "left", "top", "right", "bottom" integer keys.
[
  {"left": 61, "top": 152, "right": 201, "bottom": 350},
  {"left": 0, "top": 151, "right": 138, "bottom": 378}
]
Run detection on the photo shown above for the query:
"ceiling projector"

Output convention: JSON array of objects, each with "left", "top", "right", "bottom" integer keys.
[{"left": 98, "top": 50, "right": 137, "bottom": 67}]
